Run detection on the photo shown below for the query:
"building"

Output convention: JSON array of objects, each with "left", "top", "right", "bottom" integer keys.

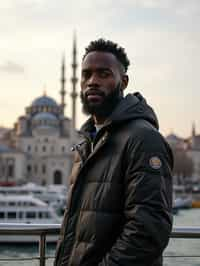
[
  {"left": 0, "top": 144, "right": 26, "bottom": 185},
  {"left": 165, "top": 133, "right": 186, "bottom": 150},
  {"left": 186, "top": 123, "right": 200, "bottom": 181},
  {"left": 166, "top": 123, "right": 200, "bottom": 182},
  {"left": 0, "top": 38, "right": 79, "bottom": 187}
]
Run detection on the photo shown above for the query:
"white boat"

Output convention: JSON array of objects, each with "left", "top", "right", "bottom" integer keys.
[
  {"left": 0, "top": 183, "right": 67, "bottom": 215},
  {"left": 0, "top": 194, "right": 61, "bottom": 243},
  {"left": 173, "top": 185, "right": 193, "bottom": 210},
  {"left": 173, "top": 196, "right": 192, "bottom": 210}
]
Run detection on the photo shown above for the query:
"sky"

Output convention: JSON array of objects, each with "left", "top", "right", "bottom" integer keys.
[{"left": 0, "top": 0, "right": 199, "bottom": 138}]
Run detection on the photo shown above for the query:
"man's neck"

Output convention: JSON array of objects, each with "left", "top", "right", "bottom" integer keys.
[{"left": 93, "top": 115, "right": 106, "bottom": 125}]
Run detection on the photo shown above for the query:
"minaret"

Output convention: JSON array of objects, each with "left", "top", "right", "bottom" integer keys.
[
  {"left": 192, "top": 121, "right": 196, "bottom": 138},
  {"left": 60, "top": 54, "right": 66, "bottom": 115},
  {"left": 191, "top": 121, "right": 196, "bottom": 149},
  {"left": 71, "top": 33, "right": 78, "bottom": 129}
]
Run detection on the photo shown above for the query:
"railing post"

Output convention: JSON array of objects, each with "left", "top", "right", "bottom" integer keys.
[{"left": 39, "top": 233, "right": 46, "bottom": 266}]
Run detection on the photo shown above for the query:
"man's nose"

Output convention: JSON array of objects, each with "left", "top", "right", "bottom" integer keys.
[{"left": 88, "top": 73, "right": 100, "bottom": 87}]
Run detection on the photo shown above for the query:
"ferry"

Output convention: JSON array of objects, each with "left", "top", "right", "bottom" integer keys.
[
  {"left": 0, "top": 194, "right": 61, "bottom": 243},
  {"left": 0, "top": 183, "right": 67, "bottom": 215}
]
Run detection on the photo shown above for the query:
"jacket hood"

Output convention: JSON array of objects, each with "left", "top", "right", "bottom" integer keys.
[
  {"left": 109, "top": 92, "right": 159, "bottom": 129},
  {"left": 80, "top": 92, "right": 159, "bottom": 133}
]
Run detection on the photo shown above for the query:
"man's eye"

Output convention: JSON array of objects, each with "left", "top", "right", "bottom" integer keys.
[
  {"left": 99, "top": 71, "right": 110, "bottom": 78},
  {"left": 82, "top": 72, "right": 91, "bottom": 79}
]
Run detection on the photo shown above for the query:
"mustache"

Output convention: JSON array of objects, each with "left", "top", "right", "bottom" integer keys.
[{"left": 84, "top": 88, "right": 105, "bottom": 97}]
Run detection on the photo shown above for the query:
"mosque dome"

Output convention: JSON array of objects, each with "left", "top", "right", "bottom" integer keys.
[
  {"left": 33, "top": 112, "right": 58, "bottom": 122},
  {"left": 32, "top": 112, "right": 59, "bottom": 130},
  {"left": 28, "top": 93, "right": 61, "bottom": 117},
  {"left": 31, "top": 95, "right": 58, "bottom": 107}
]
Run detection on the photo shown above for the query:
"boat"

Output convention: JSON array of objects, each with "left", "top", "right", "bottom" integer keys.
[
  {"left": 173, "top": 185, "right": 192, "bottom": 211},
  {"left": 191, "top": 196, "right": 200, "bottom": 208},
  {"left": 0, "top": 183, "right": 67, "bottom": 215},
  {"left": 173, "top": 196, "right": 192, "bottom": 209},
  {"left": 191, "top": 186, "right": 200, "bottom": 208},
  {"left": 0, "top": 194, "right": 61, "bottom": 243}
]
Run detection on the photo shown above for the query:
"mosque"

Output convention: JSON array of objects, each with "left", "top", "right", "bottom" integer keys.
[{"left": 0, "top": 38, "right": 79, "bottom": 187}]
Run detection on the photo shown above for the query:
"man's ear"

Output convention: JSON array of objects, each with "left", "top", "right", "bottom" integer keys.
[{"left": 121, "top": 74, "right": 129, "bottom": 91}]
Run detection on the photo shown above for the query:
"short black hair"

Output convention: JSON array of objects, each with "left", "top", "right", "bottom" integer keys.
[{"left": 82, "top": 38, "right": 130, "bottom": 73}]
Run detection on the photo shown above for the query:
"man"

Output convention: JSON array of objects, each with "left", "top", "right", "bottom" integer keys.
[{"left": 54, "top": 39, "right": 173, "bottom": 266}]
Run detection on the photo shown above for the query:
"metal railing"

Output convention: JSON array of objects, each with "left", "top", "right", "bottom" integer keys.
[
  {"left": 0, "top": 224, "right": 200, "bottom": 265},
  {"left": 0, "top": 223, "right": 60, "bottom": 266}
]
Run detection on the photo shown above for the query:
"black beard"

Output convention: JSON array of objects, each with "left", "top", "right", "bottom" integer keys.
[{"left": 80, "top": 84, "right": 123, "bottom": 118}]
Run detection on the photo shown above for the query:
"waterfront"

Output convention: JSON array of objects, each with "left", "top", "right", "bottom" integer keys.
[
  {"left": 165, "top": 208, "right": 200, "bottom": 265},
  {"left": 1, "top": 208, "right": 200, "bottom": 265}
]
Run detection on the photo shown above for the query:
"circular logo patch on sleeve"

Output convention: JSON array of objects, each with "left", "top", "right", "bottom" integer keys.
[{"left": 149, "top": 156, "right": 162, "bottom": 169}]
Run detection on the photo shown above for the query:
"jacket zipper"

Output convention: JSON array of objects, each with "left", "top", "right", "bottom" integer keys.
[
  {"left": 67, "top": 133, "right": 108, "bottom": 265},
  {"left": 58, "top": 141, "right": 88, "bottom": 265},
  {"left": 58, "top": 133, "right": 108, "bottom": 265}
]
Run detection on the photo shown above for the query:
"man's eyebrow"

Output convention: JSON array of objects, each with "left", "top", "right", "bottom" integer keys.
[
  {"left": 97, "top": 67, "right": 112, "bottom": 72},
  {"left": 82, "top": 67, "right": 112, "bottom": 72}
]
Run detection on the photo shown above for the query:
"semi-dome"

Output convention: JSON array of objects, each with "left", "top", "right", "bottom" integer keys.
[
  {"left": 32, "top": 112, "right": 59, "bottom": 130},
  {"left": 31, "top": 95, "right": 58, "bottom": 107},
  {"left": 33, "top": 112, "right": 58, "bottom": 121}
]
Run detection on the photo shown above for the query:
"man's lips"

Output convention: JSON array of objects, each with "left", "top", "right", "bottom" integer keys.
[
  {"left": 87, "top": 94, "right": 103, "bottom": 101},
  {"left": 85, "top": 90, "right": 104, "bottom": 101}
]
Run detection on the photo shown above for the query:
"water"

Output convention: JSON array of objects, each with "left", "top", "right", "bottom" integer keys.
[
  {"left": 164, "top": 208, "right": 200, "bottom": 266},
  {"left": 0, "top": 243, "right": 55, "bottom": 266},
  {"left": 1, "top": 209, "right": 200, "bottom": 266}
]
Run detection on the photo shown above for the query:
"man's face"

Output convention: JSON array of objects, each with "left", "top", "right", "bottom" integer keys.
[{"left": 80, "top": 51, "right": 125, "bottom": 118}]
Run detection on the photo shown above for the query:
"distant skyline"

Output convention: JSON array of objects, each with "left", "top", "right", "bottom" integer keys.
[{"left": 0, "top": 0, "right": 199, "bottom": 137}]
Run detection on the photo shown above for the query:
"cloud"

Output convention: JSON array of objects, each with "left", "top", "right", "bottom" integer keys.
[
  {"left": 1, "top": 0, "right": 199, "bottom": 39},
  {"left": 124, "top": 0, "right": 200, "bottom": 11},
  {"left": 0, "top": 0, "right": 199, "bottom": 136},
  {"left": 0, "top": 61, "right": 24, "bottom": 74}
]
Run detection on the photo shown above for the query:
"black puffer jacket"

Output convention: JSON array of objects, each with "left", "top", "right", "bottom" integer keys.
[{"left": 54, "top": 92, "right": 173, "bottom": 266}]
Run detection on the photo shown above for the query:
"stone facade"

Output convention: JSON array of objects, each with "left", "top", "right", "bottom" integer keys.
[
  {"left": 166, "top": 128, "right": 200, "bottom": 181},
  {"left": 0, "top": 94, "right": 78, "bottom": 187}
]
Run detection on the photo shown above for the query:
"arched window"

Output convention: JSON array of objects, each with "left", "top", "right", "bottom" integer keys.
[
  {"left": 42, "top": 179, "right": 46, "bottom": 186},
  {"left": 27, "top": 165, "right": 32, "bottom": 173},
  {"left": 42, "top": 164, "right": 46, "bottom": 174},
  {"left": 53, "top": 170, "right": 62, "bottom": 184},
  {"left": 8, "top": 165, "right": 14, "bottom": 178},
  {"left": 27, "top": 145, "right": 31, "bottom": 152}
]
